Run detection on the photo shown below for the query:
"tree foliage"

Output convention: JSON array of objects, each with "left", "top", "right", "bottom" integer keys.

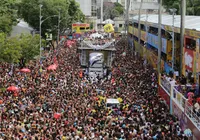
[
  {"left": 19, "top": 34, "right": 41, "bottom": 63},
  {"left": 163, "top": 0, "right": 200, "bottom": 15},
  {"left": 0, "top": 33, "right": 43, "bottom": 64},
  {"left": 0, "top": 0, "right": 19, "bottom": 34},
  {"left": 18, "top": 0, "right": 85, "bottom": 38},
  {"left": 0, "top": 33, "right": 22, "bottom": 63},
  {"left": 103, "top": 2, "right": 124, "bottom": 20}
]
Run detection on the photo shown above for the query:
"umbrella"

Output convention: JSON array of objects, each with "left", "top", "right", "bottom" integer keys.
[
  {"left": 20, "top": 68, "right": 31, "bottom": 73},
  {"left": 47, "top": 64, "right": 57, "bottom": 71},
  {"left": 184, "top": 129, "right": 192, "bottom": 137},
  {"left": 7, "top": 86, "right": 19, "bottom": 92},
  {"left": 54, "top": 113, "right": 61, "bottom": 119}
]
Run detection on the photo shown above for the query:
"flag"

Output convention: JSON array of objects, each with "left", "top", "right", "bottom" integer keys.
[{"left": 104, "top": 24, "right": 114, "bottom": 33}]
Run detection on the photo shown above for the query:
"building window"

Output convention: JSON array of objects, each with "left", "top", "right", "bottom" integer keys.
[
  {"left": 119, "top": 24, "right": 123, "bottom": 28},
  {"left": 92, "top": 0, "right": 97, "bottom": 5},
  {"left": 91, "top": 4, "right": 97, "bottom": 17},
  {"left": 92, "top": 12, "right": 97, "bottom": 16}
]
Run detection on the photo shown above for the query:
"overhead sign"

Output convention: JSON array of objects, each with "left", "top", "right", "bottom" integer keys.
[
  {"left": 45, "top": 33, "right": 52, "bottom": 41},
  {"left": 104, "top": 23, "right": 114, "bottom": 33}
]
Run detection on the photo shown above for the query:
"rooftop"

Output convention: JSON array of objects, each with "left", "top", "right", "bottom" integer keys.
[{"left": 130, "top": 14, "right": 200, "bottom": 31}]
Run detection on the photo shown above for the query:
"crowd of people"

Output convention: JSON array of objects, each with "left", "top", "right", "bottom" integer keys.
[{"left": 0, "top": 37, "right": 191, "bottom": 139}]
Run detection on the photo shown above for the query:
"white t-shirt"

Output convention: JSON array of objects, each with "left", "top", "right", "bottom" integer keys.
[{"left": 194, "top": 102, "right": 200, "bottom": 112}]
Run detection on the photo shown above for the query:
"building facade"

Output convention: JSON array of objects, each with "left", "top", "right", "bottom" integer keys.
[
  {"left": 75, "top": 0, "right": 98, "bottom": 29},
  {"left": 75, "top": 0, "right": 98, "bottom": 17}
]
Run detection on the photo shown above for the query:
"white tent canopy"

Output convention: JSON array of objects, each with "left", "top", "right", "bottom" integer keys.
[
  {"left": 89, "top": 33, "right": 104, "bottom": 39},
  {"left": 102, "top": 19, "right": 115, "bottom": 24}
]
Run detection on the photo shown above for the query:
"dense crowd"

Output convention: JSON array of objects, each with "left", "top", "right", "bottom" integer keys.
[{"left": 0, "top": 38, "right": 190, "bottom": 139}]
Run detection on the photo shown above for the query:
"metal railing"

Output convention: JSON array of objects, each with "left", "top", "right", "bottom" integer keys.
[
  {"left": 160, "top": 77, "right": 171, "bottom": 94},
  {"left": 172, "top": 87, "right": 187, "bottom": 111},
  {"left": 185, "top": 102, "right": 200, "bottom": 129}
]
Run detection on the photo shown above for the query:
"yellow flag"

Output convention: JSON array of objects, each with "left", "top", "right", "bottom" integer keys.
[{"left": 104, "top": 23, "right": 114, "bottom": 33}]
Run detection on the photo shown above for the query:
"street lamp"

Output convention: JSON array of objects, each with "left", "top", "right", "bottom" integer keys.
[
  {"left": 57, "top": 9, "right": 61, "bottom": 46},
  {"left": 39, "top": 4, "right": 58, "bottom": 64},
  {"left": 169, "top": 8, "right": 177, "bottom": 70}
]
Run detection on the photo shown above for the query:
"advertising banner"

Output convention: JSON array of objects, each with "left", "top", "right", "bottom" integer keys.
[
  {"left": 128, "top": 26, "right": 133, "bottom": 34},
  {"left": 184, "top": 48, "right": 194, "bottom": 72},
  {"left": 147, "top": 33, "right": 167, "bottom": 53},
  {"left": 147, "top": 50, "right": 164, "bottom": 70},
  {"left": 133, "top": 28, "right": 146, "bottom": 41}
]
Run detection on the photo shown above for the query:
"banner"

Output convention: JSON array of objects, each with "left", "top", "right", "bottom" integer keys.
[
  {"left": 133, "top": 28, "right": 146, "bottom": 41},
  {"left": 147, "top": 33, "right": 167, "bottom": 53},
  {"left": 104, "top": 24, "right": 114, "bottom": 33},
  {"left": 184, "top": 48, "right": 194, "bottom": 71}
]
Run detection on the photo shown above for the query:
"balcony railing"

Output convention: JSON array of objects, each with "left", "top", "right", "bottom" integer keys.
[
  {"left": 173, "top": 87, "right": 187, "bottom": 111},
  {"left": 160, "top": 77, "right": 171, "bottom": 94}
]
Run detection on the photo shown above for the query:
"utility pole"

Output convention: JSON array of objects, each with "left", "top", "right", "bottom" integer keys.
[
  {"left": 144, "top": 9, "right": 149, "bottom": 62},
  {"left": 157, "top": 0, "right": 162, "bottom": 74},
  {"left": 169, "top": 8, "right": 177, "bottom": 70},
  {"left": 180, "top": 0, "right": 186, "bottom": 75},
  {"left": 100, "top": 0, "right": 103, "bottom": 25},
  {"left": 57, "top": 9, "right": 60, "bottom": 46},
  {"left": 125, "top": 0, "right": 130, "bottom": 50},
  {"left": 138, "top": 0, "right": 143, "bottom": 55},
  {"left": 39, "top": 4, "right": 43, "bottom": 66}
]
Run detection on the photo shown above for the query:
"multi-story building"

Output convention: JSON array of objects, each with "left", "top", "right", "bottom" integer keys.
[
  {"left": 104, "top": 0, "right": 158, "bottom": 14},
  {"left": 75, "top": 0, "right": 98, "bottom": 29},
  {"left": 130, "top": 0, "right": 158, "bottom": 10}
]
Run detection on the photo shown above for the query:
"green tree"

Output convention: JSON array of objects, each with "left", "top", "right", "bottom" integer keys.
[
  {"left": 0, "top": 0, "right": 19, "bottom": 34},
  {"left": 114, "top": 2, "right": 124, "bottom": 15},
  {"left": 0, "top": 34, "right": 22, "bottom": 63},
  {"left": 102, "top": 2, "right": 124, "bottom": 20},
  {"left": 19, "top": 34, "right": 41, "bottom": 64},
  {"left": 18, "top": 0, "right": 85, "bottom": 38},
  {"left": 187, "top": 0, "right": 200, "bottom": 15},
  {"left": 163, "top": 0, "right": 200, "bottom": 15}
]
